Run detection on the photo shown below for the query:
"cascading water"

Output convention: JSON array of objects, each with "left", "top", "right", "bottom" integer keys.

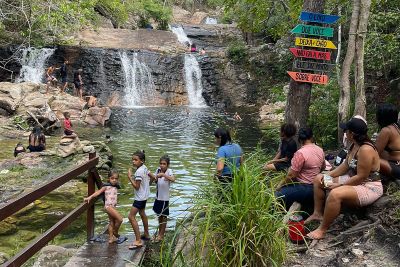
[
  {"left": 169, "top": 25, "right": 192, "bottom": 46},
  {"left": 119, "top": 51, "right": 155, "bottom": 107},
  {"left": 170, "top": 25, "right": 207, "bottom": 107},
  {"left": 204, "top": 17, "right": 218, "bottom": 24},
  {"left": 184, "top": 54, "right": 206, "bottom": 107},
  {"left": 17, "top": 47, "right": 55, "bottom": 83}
]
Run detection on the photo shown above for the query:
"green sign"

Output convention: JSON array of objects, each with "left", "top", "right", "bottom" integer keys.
[{"left": 291, "top": 24, "right": 334, "bottom": 37}]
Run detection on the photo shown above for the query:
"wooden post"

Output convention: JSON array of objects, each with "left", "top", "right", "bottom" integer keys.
[{"left": 87, "top": 152, "right": 96, "bottom": 241}]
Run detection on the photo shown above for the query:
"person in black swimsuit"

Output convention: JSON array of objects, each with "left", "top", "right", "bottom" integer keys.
[
  {"left": 264, "top": 123, "right": 297, "bottom": 172},
  {"left": 27, "top": 126, "right": 46, "bottom": 152},
  {"left": 375, "top": 103, "right": 400, "bottom": 181},
  {"left": 73, "top": 68, "right": 83, "bottom": 100}
]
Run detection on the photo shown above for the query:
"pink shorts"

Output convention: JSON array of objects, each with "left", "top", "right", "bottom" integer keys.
[{"left": 339, "top": 175, "right": 383, "bottom": 206}]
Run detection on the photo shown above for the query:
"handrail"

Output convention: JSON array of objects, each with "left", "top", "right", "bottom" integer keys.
[
  {"left": 0, "top": 152, "right": 102, "bottom": 267},
  {"left": 0, "top": 156, "right": 99, "bottom": 222}
]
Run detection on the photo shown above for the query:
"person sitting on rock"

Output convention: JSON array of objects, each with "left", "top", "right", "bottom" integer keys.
[
  {"left": 28, "top": 126, "right": 46, "bottom": 152},
  {"left": 14, "top": 142, "right": 26, "bottom": 157},
  {"left": 84, "top": 96, "right": 97, "bottom": 109},
  {"left": 63, "top": 112, "right": 76, "bottom": 138},
  {"left": 264, "top": 123, "right": 297, "bottom": 172},
  {"left": 306, "top": 117, "right": 382, "bottom": 240},
  {"left": 374, "top": 103, "right": 400, "bottom": 183}
]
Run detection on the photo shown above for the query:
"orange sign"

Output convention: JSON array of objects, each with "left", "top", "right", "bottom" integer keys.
[{"left": 287, "top": 71, "right": 328, "bottom": 85}]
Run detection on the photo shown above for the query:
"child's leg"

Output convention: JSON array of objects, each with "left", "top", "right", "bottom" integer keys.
[
  {"left": 106, "top": 206, "right": 123, "bottom": 238},
  {"left": 138, "top": 209, "right": 150, "bottom": 238},
  {"left": 106, "top": 213, "right": 117, "bottom": 243},
  {"left": 157, "top": 215, "right": 167, "bottom": 239},
  {"left": 128, "top": 207, "right": 143, "bottom": 246}
]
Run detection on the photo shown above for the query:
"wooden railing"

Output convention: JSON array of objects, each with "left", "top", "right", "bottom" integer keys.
[{"left": 0, "top": 152, "right": 103, "bottom": 267}]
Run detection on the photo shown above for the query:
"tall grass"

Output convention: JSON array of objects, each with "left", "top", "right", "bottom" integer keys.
[{"left": 171, "top": 151, "right": 288, "bottom": 267}]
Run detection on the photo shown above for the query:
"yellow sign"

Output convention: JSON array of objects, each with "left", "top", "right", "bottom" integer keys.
[{"left": 295, "top": 37, "right": 337, "bottom": 49}]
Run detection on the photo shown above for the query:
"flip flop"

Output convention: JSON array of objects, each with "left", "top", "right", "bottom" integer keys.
[
  {"left": 140, "top": 235, "right": 151, "bottom": 241},
  {"left": 116, "top": 236, "right": 128, "bottom": 244},
  {"left": 128, "top": 243, "right": 143, "bottom": 250}
]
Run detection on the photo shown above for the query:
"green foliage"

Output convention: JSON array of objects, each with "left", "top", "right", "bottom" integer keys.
[
  {"left": 226, "top": 41, "right": 248, "bottom": 64},
  {"left": 181, "top": 151, "right": 288, "bottom": 266},
  {"left": 365, "top": 0, "right": 400, "bottom": 78},
  {"left": 308, "top": 79, "right": 341, "bottom": 149}
]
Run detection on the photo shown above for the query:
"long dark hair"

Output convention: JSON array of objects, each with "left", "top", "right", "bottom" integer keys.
[
  {"left": 298, "top": 127, "right": 313, "bottom": 144},
  {"left": 214, "top": 128, "right": 232, "bottom": 146},
  {"left": 352, "top": 133, "right": 373, "bottom": 147},
  {"left": 280, "top": 123, "right": 297, "bottom": 138},
  {"left": 376, "top": 103, "right": 399, "bottom": 129},
  {"left": 31, "top": 126, "right": 42, "bottom": 144}
]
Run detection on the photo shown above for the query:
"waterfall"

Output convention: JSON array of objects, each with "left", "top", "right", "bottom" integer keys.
[
  {"left": 119, "top": 51, "right": 155, "bottom": 107},
  {"left": 170, "top": 25, "right": 192, "bottom": 46},
  {"left": 204, "top": 17, "right": 218, "bottom": 24},
  {"left": 17, "top": 47, "right": 55, "bottom": 83},
  {"left": 184, "top": 54, "right": 206, "bottom": 107}
]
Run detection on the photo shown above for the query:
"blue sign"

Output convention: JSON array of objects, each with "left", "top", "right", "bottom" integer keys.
[{"left": 300, "top": 11, "right": 340, "bottom": 24}]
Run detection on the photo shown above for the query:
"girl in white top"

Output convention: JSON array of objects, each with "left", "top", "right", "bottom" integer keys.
[
  {"left": 127, "top": 150, "right": 155, "bottom": 249},
  {"left": 153, "top": 155, "right": 175, "bottom": 242}
]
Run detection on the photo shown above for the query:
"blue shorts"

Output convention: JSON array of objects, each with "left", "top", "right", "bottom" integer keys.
[
  {"left": 153, "top": 199, "right": 169, "bottom": 216},
  {"left": 132, "top": 200, "right": 147, "bottom": 210}
]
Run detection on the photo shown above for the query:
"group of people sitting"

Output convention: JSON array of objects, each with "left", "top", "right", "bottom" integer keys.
[
  {"left": 265, "top": 103, "right": 400, "bottom": 239},
  {"left": 14, "top": 111, "right": 77, "bottom": 157}
]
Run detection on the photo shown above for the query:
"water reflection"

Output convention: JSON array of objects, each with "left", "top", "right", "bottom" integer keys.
[{"left": 90, "top": 106, "right": 264, "bottom": 234}]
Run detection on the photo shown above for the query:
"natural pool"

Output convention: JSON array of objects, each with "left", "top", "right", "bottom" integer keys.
[{"left": 0, "top": 106, "right": 269, "bottom": 261}]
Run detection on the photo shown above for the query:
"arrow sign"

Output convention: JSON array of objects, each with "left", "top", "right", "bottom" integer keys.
[
  {"left": 295, "top": 37, "right": 337, "bottom": 49},
  {"left": 289, "top": 48, "right": 331, "bottom": 60},
  {"left": 293, "top": 60, "right": 335, "bottom": 72},
  {"left": 291, "top": 24, "right": 334, "bottom": 37},
  {"left": 300, "top": 11, "right": 340, "bottom": 24},
  {"left": 287, "top": 71, "right": 329, "bottom": 85}
]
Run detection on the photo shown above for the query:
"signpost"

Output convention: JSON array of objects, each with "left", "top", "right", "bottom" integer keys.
[
  {"left": 293, "top": 60, "right": 335, "bottom": 72},
  {"left": 291, "top": 24, "right": 334, "bottom": 37},
  {"left": 289, "top": 48, "right": 331, "bottom": 60},
  {"left": 295, "top": 37, "right": 337, "bottom": 49},
  {"left": 287, "top": 71, "right": 329, "bottom": 85},
  {"left": 300, "top": 11, "right": 340, "bottom": 24}
]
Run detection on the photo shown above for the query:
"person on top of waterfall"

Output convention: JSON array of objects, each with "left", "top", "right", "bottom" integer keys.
[
  {"left": 46, "top": 66, "right": 58, "bottom": 94},
  {"left": 189, "top": 43, "right": 197, "bottom": 52},
  {"left": 60, "top": 60, "right": 69, "bottom": 94},
  {"left": 73, "top": 68, "right": 84, "bottom": 101}
]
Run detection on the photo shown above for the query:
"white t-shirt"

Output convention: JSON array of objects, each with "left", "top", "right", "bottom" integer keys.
[
  {"left": 155, "top": 168, "right": 173, "bottom": 201},
  {"left": 134, "top": 165, "right": 150, "bottom": 201}
]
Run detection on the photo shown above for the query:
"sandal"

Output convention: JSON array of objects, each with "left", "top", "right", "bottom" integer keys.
[
  {"left": 116, "top": 236, "right": 128, "bottom": 244},
  {"left": 128, "top": 243, "right": 143, "bottom": 250}
]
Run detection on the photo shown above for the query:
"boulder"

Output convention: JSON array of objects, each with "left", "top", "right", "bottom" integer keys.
[
  {"left": 48, "top": 94, "right": 85, "bottom": 120},
  {"left": 191, "top": 12, "right": 208, "bottom": 24},
  {"left": 83, "top": 106, "right": 111, "bottom": 126},
  {"left": 56, "top": 136, "right": 82, "bottom": 158},
  {"left": 0, "top": 82, "right": 40, "bottom": 114},
  {"left": 172, "top": 6, "right": 192, "bottom": 24},
  {"left": 259, "top": 101, "right": 285, "bottom": 123}
]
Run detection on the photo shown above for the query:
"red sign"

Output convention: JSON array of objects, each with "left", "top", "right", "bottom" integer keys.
[
  {"left": 287, "top": 71, "right": 328, "bottom": 85},
  {"left": 289, "top": 48, "right": 331, "bottom": 61}
]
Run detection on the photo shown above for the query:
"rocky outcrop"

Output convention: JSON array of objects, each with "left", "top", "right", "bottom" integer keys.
[
  {"left": 83, "top": 106, "right": 111, "bottom": 126},
  {"left": 0, "top": 82, "right": 42, "bottom": 114},
  {"left": 56, "top": 136, "right": 82, "bottom": 158},
  {"left": 32, "top": 245, "right": 77, "bottom": 267}
]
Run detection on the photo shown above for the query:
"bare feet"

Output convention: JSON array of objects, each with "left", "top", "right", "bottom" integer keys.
[
  {"left": 153, "top": 236, "right": 163, "bottom": 243},
  {"left": 108, "top": 235, "right": 118, "bottom": 244},
  {"left": 306, "top": 228, "right": 326, "bottom": 240},
  {"left": 304, "top": 213, "right": 323, "bottom": 224}
]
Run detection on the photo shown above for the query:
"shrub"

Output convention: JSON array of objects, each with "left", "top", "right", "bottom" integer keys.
[
  {"left": 179, "top": 151, "right": 288, "bottom": 266},
  {"left": 227, "top": 41, "right": 248, "bottom": 64}
]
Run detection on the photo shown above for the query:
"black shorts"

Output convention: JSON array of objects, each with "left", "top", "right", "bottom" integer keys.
[
  {"left": 64, "top": 129, "right": 73, "bottom": 136},
  {"left": 153, "top": 199, "right": 169, "bottom": 216},
  {"left": 74, "top": 82, "right": 82, "bottom": 89},
  {"left": 61, "top": 76, "right": 67, "bottom": 84},
  {"left": 28, "top": 145, "right": 44, "bottom": 152},
  {"left": 132, "top": 200, "right": 147, "bottom": 210},
  {"left": 389, "top": 160, "right": 400, "bottom": 179},
  {"left": 274, "top": 161, "right": 291, "bottom": 172}
]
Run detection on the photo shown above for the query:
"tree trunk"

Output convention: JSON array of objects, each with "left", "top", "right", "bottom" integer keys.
[
  {"left": 337, "top": 0, "right": 360, "bottom": 142},
  {"left": 353, "top": 0, "right": 372, "bottom": 118},
  {"left": 284, "top": 0, "right": 325, "bottom": 130}
]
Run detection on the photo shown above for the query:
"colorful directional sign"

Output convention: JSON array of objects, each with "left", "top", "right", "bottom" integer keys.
[
  {"left": 289, "top": 48, "right": 331, "bottom": 60},
  {"left": 287, "top": 71, "right": 329, "bottom": 85},
  {"left": 295, "top": 37, "right": 337, "bottom": 49},
  {"left": 291, "top": 24, "right": 333, "bottom": 37},
  {"left": 293, "top": 60, "right": 335, "bottom": 72},
  {"left": 300, "top": 11, "right": 340, "bottom": 24}
]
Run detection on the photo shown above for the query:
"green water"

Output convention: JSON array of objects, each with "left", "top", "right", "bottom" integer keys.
[{"left": 0, "top": 106, "right": 268, "bottom": 261}]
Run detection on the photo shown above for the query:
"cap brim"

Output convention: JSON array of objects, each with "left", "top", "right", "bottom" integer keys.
[{"left": 339, "top": 122, "right": 348, "bottom": 130}]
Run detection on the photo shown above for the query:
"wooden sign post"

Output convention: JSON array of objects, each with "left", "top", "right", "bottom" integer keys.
[
  {"left": 293, "top": 60, "right": 335, "bottom": 72},
  {"left": 289, "top": 48, "right": 331, "bottom": 60},
  {"left": 291, "top": 24, "right": 334, "bottom": 38},
  {"left": 300, "top": 11, "right": 340, "bottom": 24},
  {"left": 287, "top": 71, "right": 329, "bottom": 85},
  {"left": 295, "top": 37, "right": 337, "bottom": 49}
]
